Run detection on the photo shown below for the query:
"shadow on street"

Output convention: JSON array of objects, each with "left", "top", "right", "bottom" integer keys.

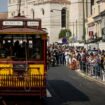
[{"left": 47, "top": 80, "right": 89, "bottom": 104}]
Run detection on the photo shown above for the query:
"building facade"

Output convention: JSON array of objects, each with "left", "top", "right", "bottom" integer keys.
[
  {"left": 69, "top": 0, "right": 91, "bottom": 42},
  {"left": 87, "top": 0, "right": 105, "bottom": 50},
  {"left": 8, "top": 0, "right": 96, "bottom": 44},
  {"left": 8, "top": 0, "right": 70, "bottom": 44}
]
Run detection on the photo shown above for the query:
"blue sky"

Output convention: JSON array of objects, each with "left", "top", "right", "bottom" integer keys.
[{"left": 0, "top": 0, "right": 8, "bottom": 12}]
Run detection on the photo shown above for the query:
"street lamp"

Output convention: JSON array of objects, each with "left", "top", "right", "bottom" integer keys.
[
  {"left": 50, "top": 9, "right": 61, "bottom": 12},
  {"left": 70, "top": 1, "right": 91, "bottom": 43}
]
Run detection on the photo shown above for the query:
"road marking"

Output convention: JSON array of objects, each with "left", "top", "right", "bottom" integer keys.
[{"left": 46, "top": 89, "right": 52, "bottom": 97}]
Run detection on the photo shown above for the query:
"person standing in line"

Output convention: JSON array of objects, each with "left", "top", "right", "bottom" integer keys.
[{"left": 65, "top": 49, "right": 70, "bottom": 66}]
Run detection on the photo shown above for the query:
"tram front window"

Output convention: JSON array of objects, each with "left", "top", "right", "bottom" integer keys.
[
  {"left": 0, "top": 44, "right": 9, "bottom": 58},
  {"left": 0, "top": 34, "right": 43, "bottom": 61}
]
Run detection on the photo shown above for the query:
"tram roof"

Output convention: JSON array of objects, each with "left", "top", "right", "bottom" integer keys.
[
  {"left": 0, "top": 16, "right": 47, "bottom": 35},
  {"left": 0, "top": 27, "right": 47, "bottom": 35}
]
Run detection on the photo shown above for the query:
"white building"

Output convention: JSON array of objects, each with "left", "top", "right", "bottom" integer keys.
[
  {"left": 8, "top": 0, "right": 70, "bottom": 44},
  {"left": 8, "top": 0, "right": 93, "bottom": 44},
  {"left": 87, "top": 0, "right": 105, "bottom": 50},
  {"left": 69, "top": 0, "right": 91, "bottom": 42}
]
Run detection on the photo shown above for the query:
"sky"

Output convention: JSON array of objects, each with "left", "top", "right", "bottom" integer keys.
[{"left": 0, "top": 0, "right": 8, "bottom": 12}]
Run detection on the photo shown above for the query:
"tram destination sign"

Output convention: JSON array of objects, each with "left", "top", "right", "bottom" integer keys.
[
  {"left": 3, "top": 21, "right": 23, "bottom": 26},
  {"left": 27, "top": 21, "right": 39, "bottom": 27}
]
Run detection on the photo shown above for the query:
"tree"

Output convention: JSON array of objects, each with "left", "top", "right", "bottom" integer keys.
[{"left": 59, "top": 29, "right": 71, "bottom": 39}]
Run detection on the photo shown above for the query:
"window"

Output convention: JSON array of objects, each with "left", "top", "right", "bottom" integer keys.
[
  {"left": 0, "top": 34, "right": 43, "bottom": 60},
  {"left": 91, "top": 0, "right": 94, "bottom": 14},
  {"left": 41, "top": 8, "right": 45, "bottom": 15},
  {"left": 31, "top": 9, "right": 35, "bottom": 19},
  {"left": 61, "top": 8, "right": 66, "bottom": 28},
  {"left": 91, "top": 0, "right": 94, "bottom": 5},
  {"left": 32, "top": 36, "right": 43, "bottom": 60},
  {"left": 22, "top": 11, "right": 24, "bottom": 15},
  {"left": 98, "top": 5, "right": 100, "bottom": 13}
]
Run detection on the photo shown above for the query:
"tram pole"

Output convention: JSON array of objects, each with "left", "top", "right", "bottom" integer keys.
[{"left": 18, "top": 0, "right": 22, "bottom": 16}]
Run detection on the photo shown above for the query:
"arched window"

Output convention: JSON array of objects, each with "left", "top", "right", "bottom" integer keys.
[
  {"left": 41, "top": 8, "right": 45, "bottom": 15},
  {"left": 91, "top": 0, "right": 94, "bottom": 14},
  {"left": 61, "top": 8, "right": 66, "bottom": 28},
  {"left": 31, "top": 9, "right": 35, "bottom": 19}
]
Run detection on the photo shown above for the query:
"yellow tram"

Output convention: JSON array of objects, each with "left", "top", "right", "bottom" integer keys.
[{"left": 0, "top": 16, "right": 47, "bottom": 96}]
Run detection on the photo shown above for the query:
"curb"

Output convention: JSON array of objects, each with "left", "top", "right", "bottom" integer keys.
[{"left": 76, "top": 70, "right": 105, "bottom": 86}]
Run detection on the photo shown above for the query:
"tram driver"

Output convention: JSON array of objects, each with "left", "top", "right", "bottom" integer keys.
[
  {"left": 13, "top": 40, "right": 21, "bottom": 58},
  {"left": 0, "top": 43, "right": 9, "bottom": 58}
]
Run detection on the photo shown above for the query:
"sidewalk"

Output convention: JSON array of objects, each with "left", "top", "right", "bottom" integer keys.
[{"left": 76, "top": 69, "right": 105, "bottom": 86}]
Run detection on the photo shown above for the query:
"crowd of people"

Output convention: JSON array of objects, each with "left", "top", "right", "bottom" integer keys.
[{"left": 47, "top": 43, "right": 105, "bottom": 77}]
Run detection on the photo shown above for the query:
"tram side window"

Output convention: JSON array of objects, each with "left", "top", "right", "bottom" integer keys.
[
  {"left": 0, "top": 43, "right": 9, "bottom": 58},
  {"left": 32, "top": 36, "right": 43, "bottom": 60},
  {"left": 0, "top": 35, "right": 43, "bottom": 60},
  {"left": 13, "top": 40, "right": 21, "bottom": 58},
  {"left": 13, "top": 40, "right": 28, "bottom": 59}
]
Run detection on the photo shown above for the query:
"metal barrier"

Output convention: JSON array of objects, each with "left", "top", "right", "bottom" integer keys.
[{"left": 80, "top": 61, "right": 105, "bottom": 82}]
